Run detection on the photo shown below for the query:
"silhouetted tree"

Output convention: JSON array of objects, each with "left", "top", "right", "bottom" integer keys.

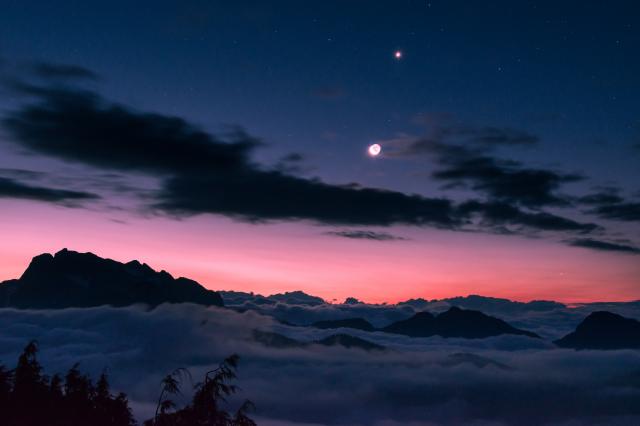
[
  {"left": 0, "top": 342, "right": 254, "bottom": 426},
  {"left": 11, "top": 341, "right": 50, "bottom": 425},
  {"left": 154, "top": 368, "right": 191, "bottom": 424},
  {"left": 0, "top": 366, "right": 12, "bottom": 415},
  {"left": 0, "top": 341, "right": 136, "bottom": 426},
  {"left": 146, "top": 355, "right": 256, "bottom": 426}
]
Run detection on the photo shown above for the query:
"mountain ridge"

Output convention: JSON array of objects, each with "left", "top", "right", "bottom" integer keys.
[
  {"left": 382, "top": 306, "right": 540, "bottom": 339},
  {"left": 554, "top": 311, "right": 640, "bottom": 349},
  {"left": 0, "top": 249, "right": 223, "bottom": 309}
]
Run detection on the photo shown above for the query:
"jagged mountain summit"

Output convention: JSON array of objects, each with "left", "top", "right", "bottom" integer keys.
[
  {"left": 382, "top": 306, "right": 540, "bottom": 339},
  {"left": 0, "top": 249, "right": 223, "bottom": 309},
  {"left": 554, "top": 311, "right": 640, "bottom": 349}
]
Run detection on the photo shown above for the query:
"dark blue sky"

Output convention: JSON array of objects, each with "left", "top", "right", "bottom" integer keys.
[{"left": 2, "top": 1, "right": 638, "bottom": 191}]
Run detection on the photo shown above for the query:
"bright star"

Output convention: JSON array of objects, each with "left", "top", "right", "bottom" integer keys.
[{"left": 394, "top": 50, "right": 403, "bottom": 60}]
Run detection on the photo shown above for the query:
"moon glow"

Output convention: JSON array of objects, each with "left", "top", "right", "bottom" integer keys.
[{"left": 368, "top": 143, "right": 382, "bottom": 156}]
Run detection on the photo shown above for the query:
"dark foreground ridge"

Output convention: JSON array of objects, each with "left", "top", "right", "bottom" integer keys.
[
  {"left": 554, "top": 311, "right": 640, "bottom": 349},
  {"left": 0, "top": 249, "right": 223, "bottom": 309},
  {"left": 382, "top": 306, "right": 540, "bottom": 339}
]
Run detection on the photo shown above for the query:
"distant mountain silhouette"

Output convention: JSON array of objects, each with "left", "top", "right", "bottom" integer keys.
[
  {"left": 267, "top": 291, "right": 326, "bottom": 306},
  {"left": 398, "top": 295, "right": 565, "bottom": 313},
  {"left": 316, "top": 334, "right": 385, "bottom": 351},
  {"left": 252, "top": 330, "right": 384, "bottom": 351},
  {"left": 252, "top": 330, "right": 305, "bottom": 349},
  {"left": 312, "top": 317, "right": 375, "bottom": 331},
  {"left": 0, "top": 249, "right": 223, "bottom": 309},
  {"left": 554, "top": 311, "right": 640, "bottom": 349},
  {"left": 220, "top": 290, "right": 325, "bottom": 306},
  {"left": 441, "top": 295, "right": 565, "bottom": 312},
  {"left": 439, "top": 352, "right": 512, "bottom": 370},
  {"left": 382, "top": 306, "right": 540, "bottom": 339}
]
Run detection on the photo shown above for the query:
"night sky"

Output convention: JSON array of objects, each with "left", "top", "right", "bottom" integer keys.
[{"left": 0, "top": 0, "right": 638, "bottom": 302}]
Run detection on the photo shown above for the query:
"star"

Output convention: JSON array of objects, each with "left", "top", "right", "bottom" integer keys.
[{"left": 394, "top": 50, "right": 403, "bottom": 60}]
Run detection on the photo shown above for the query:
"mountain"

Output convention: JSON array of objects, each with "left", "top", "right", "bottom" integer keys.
[
  {"left": 252, "top": 330, "right": 384, "bottom": 351},
  {"left": 554, "top": 311, "right": 640, "bottom": 349},
  {"left": 0, "top": 249, "right": 223, "bottom": 309},
  {"left": 252, "top": 330, "right": 305, "bottom": 349},
  {"left": 219, "top": 290, "right": 325, "bottom": 306},
  {"left": 264, "top": 291, "right": 326, "bottom": 306},
  {"left": 316, "top": 334, "right": 385, "bottom": 351},
  {"left": 441, "top": 295, "right": 565, "bottom": 313},
  {"left": 439, "top": 353, "right": 512, "bottom": 370},
  {"left": 382, "top": 306, "right": 540, "bottom": 339},
  {"left": 220, "top": 290, "right": 275, "bottom": 306},
  {"left": 312, "top": 317, "right": 375, "bottom": 331},
  {"left": 398, "top": 295, "right": 565, "bottom": 314}
]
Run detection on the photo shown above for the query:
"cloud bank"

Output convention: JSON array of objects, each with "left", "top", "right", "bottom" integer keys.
[{"left": 1, "top": 304, "right": 640, "bottom": 425}]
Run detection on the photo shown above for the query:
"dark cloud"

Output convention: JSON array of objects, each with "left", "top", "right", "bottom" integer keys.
[
  {"left": 2, "top": 86, "right": 256, "bottom": 174},
  {"left": 578, "top": 190, "right": 624, "bottom": 206},
  {"left": 2, "top": 86, "right": 458, "bottom": 227},
  {"left": 476, "top": 127, "right": 538, "bottom": 146},
  {"left": 325, "top": 230, "right": 406, "bottom": 241},
  {"left": 410, "top": 115, "right": 539, "bottom": 147},
  {"left": 384, "top": 132, "right": 576, "bottom": 208},
  {"left": 567, "top": 238, "right": 640, "bottom": 254},
  {"left": 458, "top": 200, "right": 600, "bottom": 233},
  {"left": 575, "top": 188, "right": 640, "bottom": 223},
  {"left": 280, "top": 153, "right": 304, "bottom": 163},
  {"left": 590, "top": 202, "right": 640, "bottom": 222},
  {"left": 156, "top": 171, "right": 457, "bottom": 226},
  {"left": 0, "top": 176, "right": 99, "bottom": 204},
  {"left": 433, "top": 154, "right": 581, "bottom": 207},
  {"left": 0, "top": 168, "right": 47, "bottom": 180},
  {"left": 275, "top": 153, "right": 306, "bottom": 174},
  {"left": 31, "top": 62, "right": 99, "bottom": 81},
  {"left": 438, "top": 125, "right": 539, "bottom": 146}
]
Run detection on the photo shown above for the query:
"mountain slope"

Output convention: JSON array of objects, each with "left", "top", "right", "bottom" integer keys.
[
  {"left": 252, "top": 330, "right": 384, "bottom": 351},
  {"left": 316, "top": 334, "right": 385, "bottom": 351},
  {"left": 312, "top": 317, "right": 375, "bottom": 331},
  {"left": 382, "top": 306, "right": 539, "bottom": 339},
  {"left": 554, "top": 311, "right": 640, "bottom": 349},
  {"left": 0, "top": 249, "right": 223, "bottom": 309}
]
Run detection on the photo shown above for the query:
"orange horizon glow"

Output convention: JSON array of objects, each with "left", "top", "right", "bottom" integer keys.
[{"left": 1, "top": 199, "right": 639, "bottom": 305}]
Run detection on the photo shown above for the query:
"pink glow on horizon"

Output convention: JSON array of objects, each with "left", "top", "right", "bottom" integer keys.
[{"left": 1, "top": 199, "right": 639, "bottom": 304}]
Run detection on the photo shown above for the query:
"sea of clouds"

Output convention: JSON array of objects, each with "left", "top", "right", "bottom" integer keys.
[{"left": 1, "top": 302, "right": 640, "bottom": 425}]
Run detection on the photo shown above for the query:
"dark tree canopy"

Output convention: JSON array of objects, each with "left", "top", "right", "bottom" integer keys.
[
  {"left": 0, "top": 341, "right": 135, "bottom": 426},
  {"left": 146, "top": 354, "right": 256, "bottom": 426},
  {"left": 0, "top": 341, "right": 256, "bottom": 426}
]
